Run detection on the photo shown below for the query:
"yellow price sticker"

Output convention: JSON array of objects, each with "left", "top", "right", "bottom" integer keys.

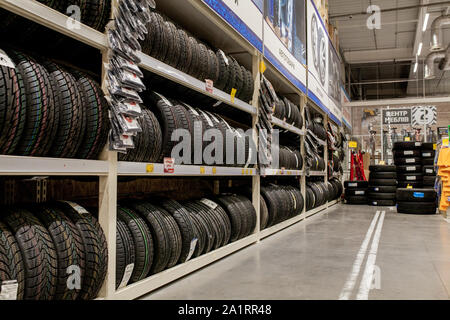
[
  {"left": 200, "top": 167, "right": 206, "bottom": 174},
  {"left": 245, "top": 169, "right": 250, "bottom": 175},
  {"left": 212, "top": 167, "right": 217, "bottom": 175},
  {"left": 230, "top": 88, "right": 237, "bottom": 103},
  {"left": 443, "top": 138, "right": 449, "bottom": 147},
  {"left": 407, "top": 185, "right": 413, "bottom": 189},
  {"left": 349, "top": 141, "right": 357, "bottom": 148},
  {"left": 242, "top": 168, "right": 246, "bottom": 175},
  {"left": 433, "top": 144, "right": 437, "bottom": 150},
  {"left": 404, "top": 137, "right": 411, "bottom": 141},
  {"left": 146, "top": 164, "right": 154, "bottom": 173},
  {"left": 379, "top": 160, "right": 386, "bottom": 165},
  {"left": 259, "top": 61, "right": 266, "bottom": 74}
]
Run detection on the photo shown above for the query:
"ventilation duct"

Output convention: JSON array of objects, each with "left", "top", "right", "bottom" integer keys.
[
  {"left": 430, "top": 15, "right": 450, "bottom": 51},
  {"left": 424, "top": 49, "right": 446, "bottom": 79}
]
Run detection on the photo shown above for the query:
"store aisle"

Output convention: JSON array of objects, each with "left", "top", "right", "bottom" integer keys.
[{"left": 141, "top": 205, "right": 450, "bottom": 300}]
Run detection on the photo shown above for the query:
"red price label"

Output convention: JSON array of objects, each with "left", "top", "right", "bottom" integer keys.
[
  {"left": 163, "top": 158, "right": 175, "bottom": 174},
  {"left": 205, "top": 79, "right": 214, "bottom": 94}
]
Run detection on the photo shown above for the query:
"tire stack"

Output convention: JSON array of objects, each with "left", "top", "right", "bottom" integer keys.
[
  {"left": 115, "top": 195, "right": 257, "bottom": 289},
  {"left": 278, "top": 147, "right": 303, "bottom": 170},
  {"left": 422, "top": 143, "right": 436, "bottom": 188},
  {"left": 367, "top": 165, "right": 397, "bottom": 206},
  {"left": 260, "top": 185, "right": 304, "bottom": 228},
  {"left": 393, "top": 142, "right": 423, "bottom": 188},
  {"left": 305, "top": 181, "right": 332, "bottom": 210},
  {"left": 396, "top": 188, "right": 437, "bottom": 215},
  {"left": 344, "top": 181, "right": 368, "bottom": 205},
  {"left": 0, "top": 202, "right": 108, "bottom": 300},
  {"left": 0, "top": 50, "right": 109, "bottom": 159}
]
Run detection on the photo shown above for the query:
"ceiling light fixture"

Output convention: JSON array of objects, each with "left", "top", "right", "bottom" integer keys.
[
  {"left": 414, "top": 62, "right": 418, "bottom": 73},
  {"left": 417, "top": 42, "right": 423, "bottom": 56},
  {"left": 423, "top": 13, "right": 430, "bottom": 32}
]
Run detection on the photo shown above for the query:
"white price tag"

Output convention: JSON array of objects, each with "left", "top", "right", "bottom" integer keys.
[
  {"left": 348, "top": 183, "right": 357, "bottom": 187},
  {"left": 0, "top": 280, "right": 18, "bottom": 300},
  {"left": 406, "top": 176, "right": 416, "bottom": 181},
  {"left": 0, "top": 50, "right": 15, "bottom": 69},
  {"left": 118, "top": 264, "right": 134, "bottom": 289},
  {"left": 423, "top": 153, "right": 432, "bottom": 157},
  {"left": 185, "top": 238, "right": 198, "bottom": 262},
  {"left": 355, "top": 191, "right": 365, "bottom": 195},
  {"left": 374, "top": 188, "right": 380, "bottom": 192},
  {"left": 404, "top": 151, "right": 414, "bottom": 155},
  {"left": 406, "top": 158, "right": 415, "bottom": 163},
  {"left": 426, "top": 169, "right": 433, "bottom": 174},
  {"left": 200, "top": 198, "right": 218, "bottom": 210},
  {"left": 406, "top": 166, "right": 415, "bottom": 171}
]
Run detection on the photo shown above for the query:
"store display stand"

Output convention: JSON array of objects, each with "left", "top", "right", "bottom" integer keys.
[{"left": 0, "top": 0, "right": 341, "bottom": 300}]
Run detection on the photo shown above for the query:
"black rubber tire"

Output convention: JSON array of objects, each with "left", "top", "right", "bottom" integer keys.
[
  {"left": 0, "top": 64, "right": 26, "bottom": 155},
  {"left": 369, "top": 200, "right": 396, "bottom": 206},
  {"left": 368, "top": 186, "right": 397, "bottom": 193},
  {"left": 369, "top": 165, "right": 396, "bottom": 172},
  {"left": 157, "top": 205, "right": 182, "bottom": 269},
  {"left": 0, "top": 221, "right": 25, "bottom": 300},
  {"left": 75, "top": 75, "right": 109, "bottom": 160},
  {"left": 393, "top": 141, "right": 422, "bottom": 150},
  {"left": 422, "top": 158, "right": 434, "bottom": 166},
  {"left": 344, "top": 181, "right": 368, "bottom": 189},
  {"left": 159, "top": 199, "right": 196, "bottom": 264},
  {"left": 33, "top": 205, "right": 85, "bottom": 300},
  {"left": 116, "top": 219, "right": 135, "bottom": 289},
  {"left": 394, "top": 157, "right": 422, "bottom": 165},
  {"left": 396, "top": 188, "right": 436, "bottom": 202},
  {"left": 369, "top": 179, "right": 397, "bottom": 186},
  {"left": 260, "top": 197, "right": 269, "bottom": 230},
  {"left": 397, "top": 181, "right": 423, "bottom": 188},
  {"left": 215, "top": 196, "right": 243, "bottom": 242},
  {"left": 185, "top": 210, "right": 205, "bottom": 258},
  {"left": 117, "top": 206, "right": 153, "bottom": 283},
  {"left": 57, "top": 202, "right": 107, "bottom": 300},
  {"left": 397, "top": 173, "right": 423, "bottom": 182},
  {"left": 423, "top": 176, "right": 436, "bottom": 186},
  {"left": 367, "top": 192, "right": 396, "bottom": 200},
  {"left": 369, "top": 172, "right": 397, "bottom": 180},
  {"left": 184, "top": 202, "right": 215, "bottom": 254},
  {"left": 9, "top": 51, "right": 58, "bottom": 157},
  {"left": 423, "top": 165, "right": 436, "bottom": 176},
  {"left": 344, "top": 196, "right": 368, "bottom": 204},
  {"left": 345, "top": 189, "right": 367, "bottom": 196},
  {"left": 127, "top": 201, "right": 171, "bottom": 275},
  {"left": 3, "top": 208, "right": 58, "bottom": 300},
  {"left": 421, "top": 143, "right": 434, "bottom": 151},
  {"left": 397, "top": 201, "right": 437, "bottom": 215},
  {"left": 396, "top": 165, "right": 423, "bottom": 173},
  {"left": 394, "top": 150, "right": 421, "bottom": 158}
]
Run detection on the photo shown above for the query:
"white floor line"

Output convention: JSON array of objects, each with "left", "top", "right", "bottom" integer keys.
[
  {"left": 338, "top": 211, "right": 381, "bottom": 300},
  {"left": 356, "top": 211, "right": 386, "bottom": 300}
]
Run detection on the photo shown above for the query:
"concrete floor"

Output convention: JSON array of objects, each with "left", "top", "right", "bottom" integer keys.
[{"left": 141, "top": 204, "right": 450, "bottom": 300}]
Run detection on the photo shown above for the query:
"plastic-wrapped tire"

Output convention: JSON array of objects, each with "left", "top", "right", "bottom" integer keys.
[
  {"left": 397, "top": 202, "right": 436, "bottom": 215},
  {"left": 393, "top": 141, "right": 422, "bottom": 150},
  {"left": 368, "top": 179, "right": 397, "bottom": 186},
  {"left": 369, "top": 165, "right": 396, "bottom": 172},
  {"left": 394, "top": 157, "right": 422, "bottom": 165},
  {"left": 3, "top": 208, "right": 58, "bottom": 300},
  {"left": 396, "top": 188, "right": 436, "bottom": 202},
  {"left": 344, "top": 181, "right": 369, "bottom": 189},
  {"left": 0, "top": 63, "right": 26, "bottom": 155},
  {"left": 423, "top": 165, "right": 436, "bottom": 176},
  {"left": 10, "top": 51, "right": 58, "bottom": 157},
  {"left": 344, "top": 196, "right": 367, "bottom": 204},
  {"left": 345, "top": 189, "right": 367, "bottom": 196},
  {"left": 33, "top": 205, "right": 85, "bottom": 300},
  {"left": 116, "top": 219, "right": 135, "bottom": 289},
  {"left": 57, "top": 201, "right": 107, "bottom": 300},
  {"left": 0, "top": 221, "right": 25, "bottom": 300},
  {"left": 75, "top": 75, "right": 109, "bottom": 160},
  {"left": 367, "top": 192, "right": 396, "bottom": 200},
  {"left": 397, "top": 173, "right": 423, "bottom": 182},
  {"left": 159, "top": 200, "right": 196, "bottom": 264},
  {"left": 117, "top": 206, "right": 153, "bottom": 282},
  {"left": 396, "top": 165, "right": 422, "bottom": 173},
  {"left": 397, "top": 181, "right": 423, "bottom": 188},
  {"left": 369, "top": 172, "right": 397, "bottom": 179},
  {"left": 368, "top": 186, "right": 397, "bottom": 193},
  {"left": 393, "top": 150, "right": 421, "bottom": 158},
  {"left": 369, "top": 200, "right": 396, "bottom": 206}
]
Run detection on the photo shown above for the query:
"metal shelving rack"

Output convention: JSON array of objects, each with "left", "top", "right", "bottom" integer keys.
[{"left": 0, "top": 0, "right": 341, "bottom": 300}]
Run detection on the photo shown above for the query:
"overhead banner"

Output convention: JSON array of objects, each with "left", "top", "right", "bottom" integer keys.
[
  {"left": 263, "top": 0, "right": 307, "bottom": 92},
  {"left": 382, "top": 108, "right": 412, "bottom": 125}
]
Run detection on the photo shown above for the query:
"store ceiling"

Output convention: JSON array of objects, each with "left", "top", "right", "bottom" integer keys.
[{"left": 329, "top": 0, "right": 450, "bottom": 100}]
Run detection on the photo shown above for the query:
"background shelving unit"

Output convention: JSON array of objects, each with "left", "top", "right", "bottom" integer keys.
[{"left": 0, "top": 0, "right": 342, "bottom": 300}]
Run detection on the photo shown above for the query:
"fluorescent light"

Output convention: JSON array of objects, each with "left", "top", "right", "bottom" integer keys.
[
  {"left": 414, "top": 62, "right": 418, "bottom": 73},
  {"left": 417, "top": 42, "right": 423, "bottom": 56},
  {"left": 423, "top": 13, "right": 430, "bottom": 32}
]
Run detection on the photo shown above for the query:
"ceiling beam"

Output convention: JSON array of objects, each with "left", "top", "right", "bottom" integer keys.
[
  {"left": 344, "top": 48, "right": 414, "bottom": 64},
  {"left": 344, "top": 96, "right": 450, "bottom": 107}
]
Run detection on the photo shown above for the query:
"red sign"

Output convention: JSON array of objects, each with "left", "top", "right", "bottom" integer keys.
[
  {"left": 164, "top": 158, "right": 175, "bottom": 174},
  {"left": 205, "top": 79, "right": 214, "bottom": 94}
]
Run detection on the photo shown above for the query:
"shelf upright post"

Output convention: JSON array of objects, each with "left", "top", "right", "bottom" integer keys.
[
  {"left": 300, "top": 94, "right": 307, "bottom": 216},
  {"left": 252, "top": 53, "right": 261, "bottom": 240},
  {"left": 98, "top": 1, "right": 118, "bottom": 299},
  {"left": 324, "top": 114, "right": 329, "bottom": 208}
]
